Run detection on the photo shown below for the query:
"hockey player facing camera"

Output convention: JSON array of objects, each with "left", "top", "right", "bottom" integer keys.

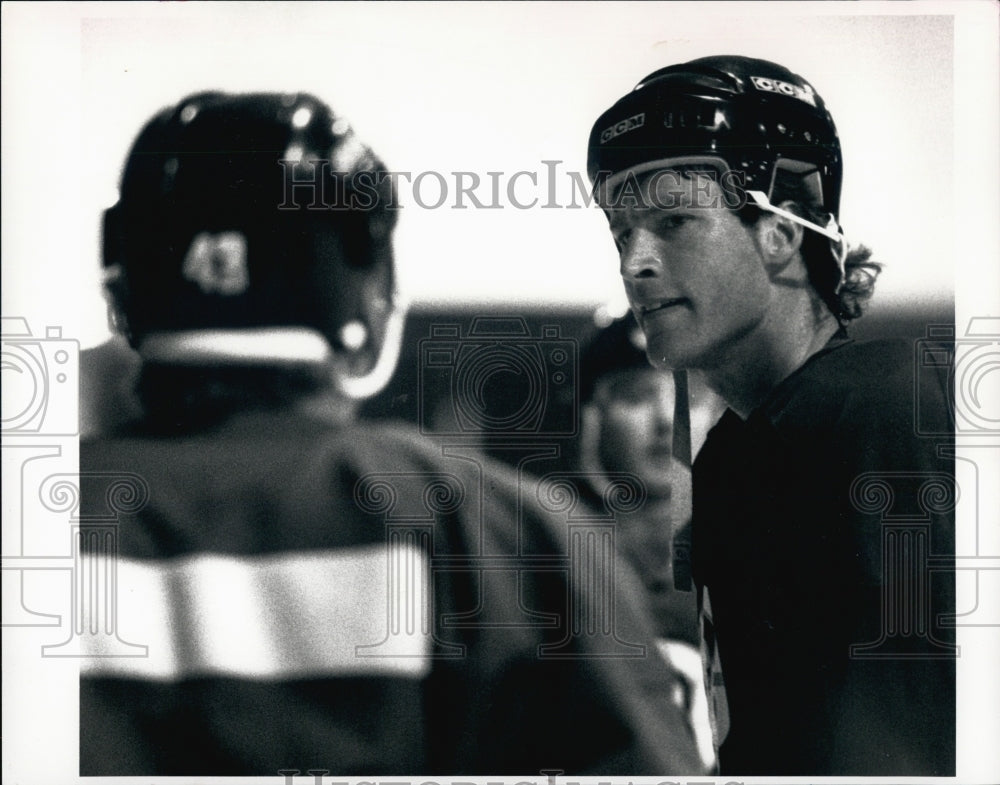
[
  {"left": 587, "top": 56, "right": 955, "bottom": 775},
  {"left": 80, "top": 91, "right": 704, "bottom": 776}
]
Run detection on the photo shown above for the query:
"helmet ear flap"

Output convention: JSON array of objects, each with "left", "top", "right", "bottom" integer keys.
[
  {"left": 768, "top": 160, "right": 825, "bottom": 209},
  {"left": 102, "top": 203, "right": 124, "bottom": 270},
  {"left": 101, "top": 203, "right": 134, "bottom": 343}
]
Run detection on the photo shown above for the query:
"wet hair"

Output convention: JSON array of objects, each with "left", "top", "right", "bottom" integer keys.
[{"left": 736, "top": 168, "right": 881, "bottom": 323}]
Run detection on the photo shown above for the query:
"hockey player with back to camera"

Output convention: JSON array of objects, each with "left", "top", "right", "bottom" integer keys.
[
  {"left": 81, "top": 91, "right": 704, "bottom": 776},
  {"left": 587, "top": 56, "right": 956, "bottom": 776}
]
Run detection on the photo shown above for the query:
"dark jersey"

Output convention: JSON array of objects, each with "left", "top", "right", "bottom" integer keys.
[
  {"left": 80, "top": 408, "right": 702, "bottom": 775},
  {"left": 692, "top": 336, "right": 955, "bottom": 775}
]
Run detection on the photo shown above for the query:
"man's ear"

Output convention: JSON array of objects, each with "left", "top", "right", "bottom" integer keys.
[{"left": 754, "top": 201, "right": 805, "bottom": 273}]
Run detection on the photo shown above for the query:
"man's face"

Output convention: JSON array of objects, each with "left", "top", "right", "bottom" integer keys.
[
  {"left": 595, "top": 368, "right": 676, "bottom": 497},
  {"left": 605, "top": 170, "right": 771, "bottom": 370}
]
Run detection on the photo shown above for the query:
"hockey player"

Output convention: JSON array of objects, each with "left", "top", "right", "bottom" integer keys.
[
  {"left": 577, "top": 312, "right": 726, "bottom": 770},
  {"left": 587, "top": 56, "right": 955, "bottom": 775},
  {"left": 80, "top": 91, "right": 703, "bottom": 775}
]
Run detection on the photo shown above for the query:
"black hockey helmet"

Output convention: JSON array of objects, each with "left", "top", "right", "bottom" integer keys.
[
  {"left": 103, "top": 91, "right": 399, "bottom": 369},
  {"left": 588, "top": 55, "right": 847, "bottom": 286},
  {"left": 588, "top": 55, "right": 842, "bottom": 215}
]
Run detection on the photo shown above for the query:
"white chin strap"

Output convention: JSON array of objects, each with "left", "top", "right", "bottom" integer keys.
[
  {"left": 336, "top": 295, "right": 408, "bottom": 401},
  {"left": 746, "top": 189, "right": 848, "bottom": 292}
]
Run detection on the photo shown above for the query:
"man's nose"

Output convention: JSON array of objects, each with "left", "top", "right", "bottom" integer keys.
[{"left": 620, "top": 228, "right": 664, "bottom": 280}]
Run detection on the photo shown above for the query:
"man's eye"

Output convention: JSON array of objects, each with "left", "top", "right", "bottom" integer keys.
[
  {"left": 657, "top": 214, "right": 690, "bottom": 232},
  {"left": 613, "top": 229, "right": 632, "bottom": 252}
]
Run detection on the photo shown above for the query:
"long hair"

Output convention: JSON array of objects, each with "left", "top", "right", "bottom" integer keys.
[{"left": 738, "top": 169, "right": 881, "bottom": 323}]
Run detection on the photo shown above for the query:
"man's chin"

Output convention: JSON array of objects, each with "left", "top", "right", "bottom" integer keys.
[{"left": 643, "top": 336, "right": 698, "bottom": 371}]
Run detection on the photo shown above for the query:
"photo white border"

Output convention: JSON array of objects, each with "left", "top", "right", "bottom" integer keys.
[{"left": 2, "top": 2, "right": 997, "bottom": 784}]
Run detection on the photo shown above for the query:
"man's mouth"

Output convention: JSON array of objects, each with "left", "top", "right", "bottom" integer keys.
[{"left": 639, "top": 298, "right": 688, "bottom": 318}]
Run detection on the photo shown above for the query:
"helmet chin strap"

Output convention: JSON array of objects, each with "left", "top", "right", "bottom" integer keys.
[
  {"left": 335, "top": 294, "right": 408, "bottom": 401},
  {"left": 746, "top": 189, "right": 848, "bottom": 293}
]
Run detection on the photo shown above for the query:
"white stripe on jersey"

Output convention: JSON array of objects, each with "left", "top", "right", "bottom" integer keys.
[{"left": 80, "top": 543, "right": 432, "bottom": 681}]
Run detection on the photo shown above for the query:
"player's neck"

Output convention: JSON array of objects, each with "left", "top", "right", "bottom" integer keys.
[{"left": 703, "top": 291, "right": 840, "bottom": 419}]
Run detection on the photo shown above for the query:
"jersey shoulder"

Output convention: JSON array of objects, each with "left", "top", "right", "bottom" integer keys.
[{"left": 762, "top": 337, "right": 949, "bottom": 436}]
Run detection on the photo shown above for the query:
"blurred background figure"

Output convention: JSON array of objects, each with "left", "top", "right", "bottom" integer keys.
[
  {"left": 577, "top": 312, "right": 725, "bottom": 769},
  {"left": 80, "top": 91, "right": 703, "bottom": 776},
  {"left": 79, "top": 334, "right": 141, "bottom": 440}
]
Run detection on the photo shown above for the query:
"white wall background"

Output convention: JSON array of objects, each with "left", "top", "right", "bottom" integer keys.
[{"left": 3, "top": 3, "right": 989, "bottom": 351}]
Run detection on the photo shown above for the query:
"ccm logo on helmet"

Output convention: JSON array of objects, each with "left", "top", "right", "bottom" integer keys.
[
  {"left": 601, "top": 113, "right": 645, "bottom": 143},
  {"left": 750, "top": 76, "right": 817, "bottom": 107}
]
